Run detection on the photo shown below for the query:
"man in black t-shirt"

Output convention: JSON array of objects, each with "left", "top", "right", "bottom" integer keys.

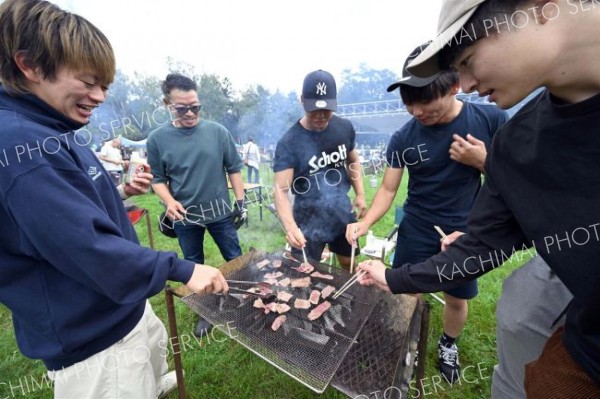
[
  {"left": 346, "top": 43, "right": 508, "bottom": 383},
  {"left": 358, "top": 1, "right": 600, "bottom": 397},
  {"left": 273, "top": 70, "right": 366, "bottom": 268}
]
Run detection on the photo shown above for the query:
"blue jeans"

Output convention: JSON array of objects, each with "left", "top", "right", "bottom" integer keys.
[
  {"left": 247, "top": 165, "right": 259, "bottom": 184},
  {"left": 173, "top": 217, "right": 242, "bottom": 264}
]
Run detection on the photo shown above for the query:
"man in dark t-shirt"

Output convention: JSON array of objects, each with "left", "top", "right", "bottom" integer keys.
[
  {"left": 274, "top": 70, "right": 366, "bottom": 268},
  {"left": 346, "top": 43, "right": 508, "bottom": 383}
]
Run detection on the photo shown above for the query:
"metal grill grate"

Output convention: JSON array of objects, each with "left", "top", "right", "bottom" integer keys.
[
  {"left": 332, "top": 294, "right": 422, "bottom": 398},
  {"left": 181, "top": 251, "right": 381, "bottom": 393}
]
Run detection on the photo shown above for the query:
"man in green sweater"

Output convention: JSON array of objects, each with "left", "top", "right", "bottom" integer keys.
[{"left": 147, "top": 73, "right": 246, "bottom": 336}]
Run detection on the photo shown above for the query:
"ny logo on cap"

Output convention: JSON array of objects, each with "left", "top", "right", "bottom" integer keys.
[{"left": 316, "top": 82, "right": 327, "bottom": 96}]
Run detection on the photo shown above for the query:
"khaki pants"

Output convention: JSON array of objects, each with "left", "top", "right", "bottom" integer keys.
[{"left": 48, "top": 302, "right": 168, "bottom": 399}]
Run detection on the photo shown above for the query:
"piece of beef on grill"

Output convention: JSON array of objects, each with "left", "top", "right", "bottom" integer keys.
[
  {"left": 278, "top": 277, "right": 291, "bottom": 287},
  {"left": 277, "top": 291, "right": 293, "bottom": 302},
  {"left": 263, "top": 302, "right": 278, "bottom": 314},
  {"left": 256, "top": 259, "right": 271, "bottom": 269},
  {"left": 308, "top": 301, "right": 331, "bottom": 321},
  {"left": 321, "top": 285, "right": 336, "bottom": 299},
  {"left": 265, "top": 271, "right": 284, "bottom": 279},
  {"left": 292, "top": 262, "right": 314, "bottom": 274},
  {"left": 272, "top": 315, "right": 286, "bottom": 331},
  {"left": 253, "top": 298, "right": 264, "bottom": 308},
  {"left": 309, "top": 290, "right": 321, "bottom": 305},
  {"left": 294, "top": 298, "right": 311, "bottom": 309},
  {"left": 276, "top": 303, "right": 291, "bottom": 314},
  {"left": 290, "top": 277, "right": 311, "bottom": 288},
  {"left": 310, "top": 271, "right": 333, "bottom": 280},
  {"left": 272, "top": 259, "right": 282, "bottom": 268}
]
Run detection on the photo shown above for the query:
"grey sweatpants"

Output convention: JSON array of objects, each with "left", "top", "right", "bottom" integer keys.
[{"left": 491, "top": 255, "right": 573, "bottom": 399}]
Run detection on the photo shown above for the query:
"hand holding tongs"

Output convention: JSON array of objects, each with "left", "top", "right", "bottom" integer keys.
[{"left": 225, "top": 280, "right": 276, "bottom": 302}]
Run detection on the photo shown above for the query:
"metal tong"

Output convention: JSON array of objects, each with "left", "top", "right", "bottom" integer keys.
[{"left": 225, "top": 280, "right": 276, "bottom": 302}]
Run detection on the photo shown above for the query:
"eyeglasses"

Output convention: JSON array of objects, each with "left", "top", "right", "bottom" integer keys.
[{"left": 170, "top": 104, "right": 202, "bottom": 116}]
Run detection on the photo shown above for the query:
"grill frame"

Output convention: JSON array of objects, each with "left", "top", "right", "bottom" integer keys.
[{"left": 179, "top": 250, "right": 425, "bottom": 396}]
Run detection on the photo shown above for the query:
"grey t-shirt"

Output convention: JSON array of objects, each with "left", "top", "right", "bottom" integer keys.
[{"left": 147, "top": 120, "right": 243, "bottom": 224}]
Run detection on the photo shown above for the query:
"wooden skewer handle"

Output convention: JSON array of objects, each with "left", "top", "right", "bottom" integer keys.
[{"left": 434, "top": 225, "right": 448, "bottom": 239}]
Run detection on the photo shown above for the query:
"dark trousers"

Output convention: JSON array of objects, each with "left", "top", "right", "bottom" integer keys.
[
  {"left": 247, "top": 165, "right": 259, "bottom": 184},
  {"left": 173, "top": 217, "right": 242, "bottom": 264}
]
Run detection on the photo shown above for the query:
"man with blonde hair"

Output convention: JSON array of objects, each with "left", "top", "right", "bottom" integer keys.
[{"left": 0, "top": 1, "right": 228, "bottom": 398}]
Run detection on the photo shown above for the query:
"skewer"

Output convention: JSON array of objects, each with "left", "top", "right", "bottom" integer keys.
[
  {"left": 433, "top": 225, "right": 448, "bottom": 240},
  {"left": 332, "top": 270, "right": 367, "bottom": 299}
]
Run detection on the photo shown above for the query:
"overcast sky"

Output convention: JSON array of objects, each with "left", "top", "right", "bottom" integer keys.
[{"left": 53, "top": 0, "right": 443, "bottom": 94}]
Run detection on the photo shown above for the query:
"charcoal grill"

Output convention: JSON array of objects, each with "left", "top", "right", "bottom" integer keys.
[{"left": 172, "top": 250, "right": 427, "bottom": 397}]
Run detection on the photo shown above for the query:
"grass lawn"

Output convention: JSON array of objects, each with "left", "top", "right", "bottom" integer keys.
[{"left": 0, "top": 163, "right": 532, "bottom": 398}]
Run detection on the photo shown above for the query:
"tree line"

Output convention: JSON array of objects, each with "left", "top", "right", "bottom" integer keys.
[{"left": 83, "top": 60, "right": 399, "bottom": 150}]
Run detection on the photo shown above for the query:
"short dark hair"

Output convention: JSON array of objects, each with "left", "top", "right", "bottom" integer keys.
[
  {"left": 248, "top": 137, "right": 254, "bottom": 142},
  {"left": 161, "top": 73, "right": 197, "bottom": 97},
  {"left": 399, "top": 70, "right": 460, "bottom": 105},
  {"left": 439, "top": 0, "right": 528, "bottom": 69},
  {"left": 0, "top": 0, "right": 115, "bottom": 94}
]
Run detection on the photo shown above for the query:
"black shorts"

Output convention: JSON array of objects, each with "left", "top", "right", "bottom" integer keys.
[{"left": 392, "top": 215, "right": 478, "bottom": 300}]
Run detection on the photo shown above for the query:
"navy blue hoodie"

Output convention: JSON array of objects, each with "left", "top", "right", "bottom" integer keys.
[{"left": 0, "top": 86, "right": 195, "bottom": 370}]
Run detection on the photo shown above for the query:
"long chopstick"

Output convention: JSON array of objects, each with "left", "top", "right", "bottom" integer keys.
[
  {"left": 349, "top": 227, "right": 357, "bottom": 274},
  {"left": 332, "top": 270, "right": 367, "bottom": 299},
  {"left": 349, "top": 244, "right": 355, "bottom": 274},
  {"left": 298, "top": 228, "right": 309, "bottom": 264},
  {"left": 434, "top": 225, "right": 448, "bottom": 240}
]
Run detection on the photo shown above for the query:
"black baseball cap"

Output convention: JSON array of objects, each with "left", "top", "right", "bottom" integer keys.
[
  {"left": 302, "top": 70, "right": 337, "bottom": 112},
  {"left": 387, "top": 42, "right": 442, "bottom": 92}
]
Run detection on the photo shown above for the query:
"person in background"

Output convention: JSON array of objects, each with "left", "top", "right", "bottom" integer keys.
[
  {"left": 274, "top": 70, "right": 366, "bottom": 268},
  {"left": 99, "top": 137, "right": 126, "bottom": 186},
  {"left": 346, "top": 42, "right": 508, "bottom": 383},
  {"left": 0, "top": 1, "right": 228, "bottom": 398},
  {"left": 244, "top": 136, "right": 261, "bottom": 184},
  {"left": 146, "top": 73, "right": 246, "bottom": 337},
  {"left": 359, "top": 0, "right": 600, "bottom": 397}
]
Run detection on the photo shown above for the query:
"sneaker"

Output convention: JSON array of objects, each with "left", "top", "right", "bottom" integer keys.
[
  {"left": 409, "top": 349, "right": 419, "bottom": 381},
  {"left": 157, "top": 370, "right": 179, "bottom": 398},
  {"left": 438, "top": 340, "right": 461, "bottom": 384},
  {"left": 193, "top": 317, "right": 213, "bottom": 337}
]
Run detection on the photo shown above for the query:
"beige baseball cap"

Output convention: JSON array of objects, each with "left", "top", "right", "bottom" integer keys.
[{"left": 407, "top": 0, "right": 487, "bottom": 78}]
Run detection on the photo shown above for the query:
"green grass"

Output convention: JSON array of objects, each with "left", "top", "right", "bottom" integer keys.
[{"left": 0, "top": 163, "right": 530, "bottom": 398}]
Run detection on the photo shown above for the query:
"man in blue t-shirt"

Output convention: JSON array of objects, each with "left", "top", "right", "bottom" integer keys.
[
  {"left": 274, "top": 70, "right": 366, "bottom": 268},
  {"left": 346, "top": 43, "right": 508, "bottom": 383}
]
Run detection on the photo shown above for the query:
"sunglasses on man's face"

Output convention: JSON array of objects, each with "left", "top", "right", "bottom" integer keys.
[{"left": 171, "top": 104, "right": 202, "bottom": 116}]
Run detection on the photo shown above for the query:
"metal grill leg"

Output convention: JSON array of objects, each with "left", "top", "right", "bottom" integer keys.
[
  {"left": 413, "top": 301, "right": 430, "bottom": 398},
  {"left": 165, "top": 286, "right": 186, "bottom": 399},
  {"left": 145, "top": 210, "right": 155, "bottom": 250}
]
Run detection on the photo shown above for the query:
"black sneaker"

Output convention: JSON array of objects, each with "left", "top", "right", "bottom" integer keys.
[
  {"left": 438, "top": 340, "right": 461, "bottom": 384},
  {"left": 409, "top": 349, "right": 419, "bottom": 381}
]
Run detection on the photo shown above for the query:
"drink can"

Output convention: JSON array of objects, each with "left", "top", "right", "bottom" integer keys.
[{"left": 126, "top": 162, "right": 145, "bottom": 184}]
